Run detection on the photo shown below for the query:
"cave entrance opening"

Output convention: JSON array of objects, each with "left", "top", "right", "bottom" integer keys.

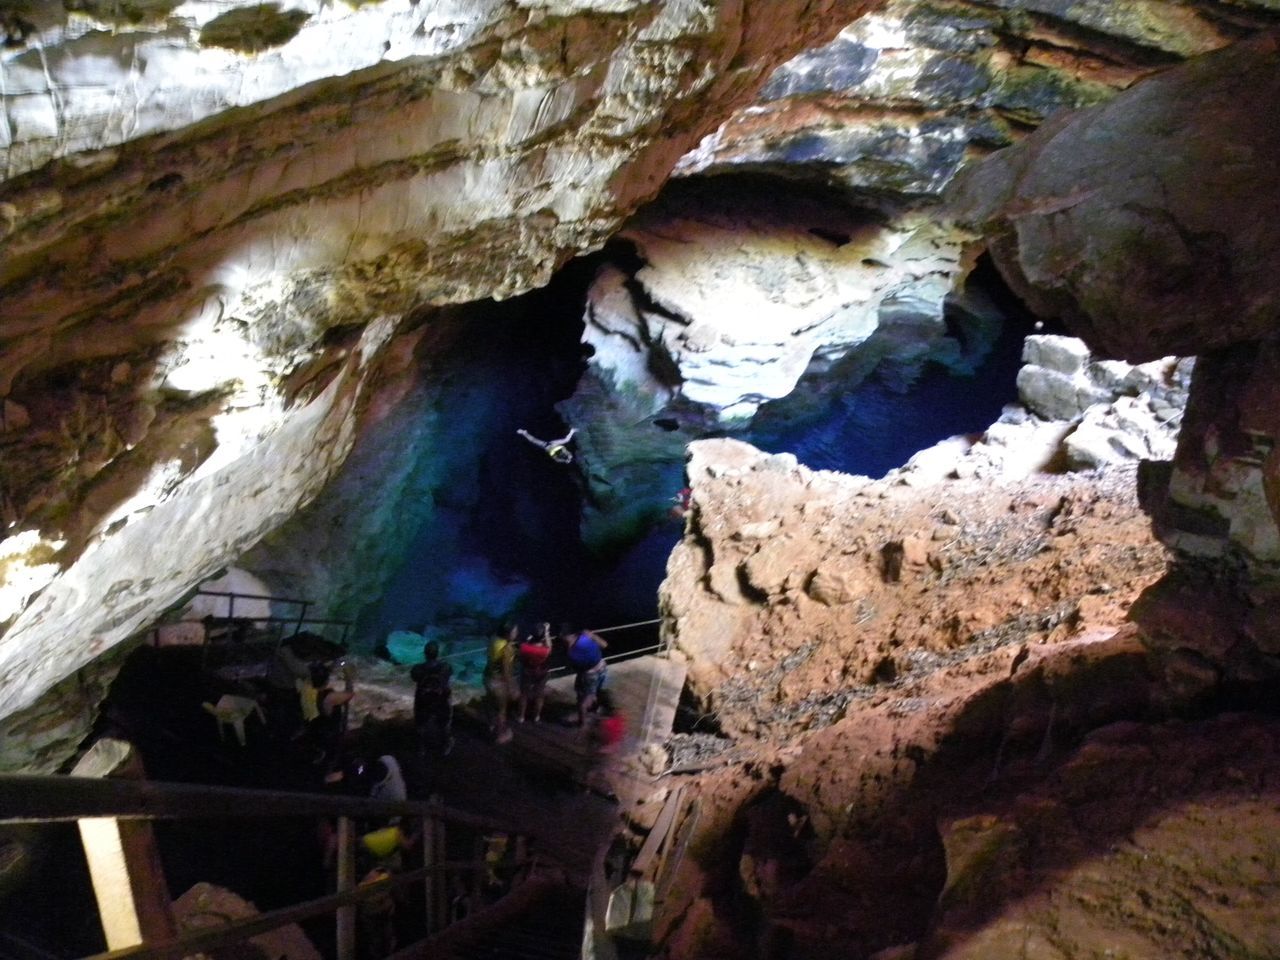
[{"left": 271, "top": 177, "right": 1056, "bottom": 666}]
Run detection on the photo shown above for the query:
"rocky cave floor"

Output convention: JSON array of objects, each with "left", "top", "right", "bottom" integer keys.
[{"left": 639, "top": 449, "right": 1280, "bottom": 959}]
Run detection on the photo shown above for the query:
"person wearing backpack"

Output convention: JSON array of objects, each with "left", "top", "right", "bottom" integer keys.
[{"left": 410, "top": 641, "right": 454, "bottom": 756}]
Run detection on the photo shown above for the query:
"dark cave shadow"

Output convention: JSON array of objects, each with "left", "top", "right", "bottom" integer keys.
[{"left": 680, "top": 620, "right": 1280, "bottom": 959}]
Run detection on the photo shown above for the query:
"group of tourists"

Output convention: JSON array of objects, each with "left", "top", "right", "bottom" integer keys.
[{"left": 409, "top": 621, "right": 613, "bottom": 751}]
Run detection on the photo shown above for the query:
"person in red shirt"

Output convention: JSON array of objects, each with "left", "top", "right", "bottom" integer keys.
[
  {"left": 594, "top": 689, "right": 626, "bottom": 755},
  {"left": 517, "top": 622, "right": 554, "bottom": 723}
]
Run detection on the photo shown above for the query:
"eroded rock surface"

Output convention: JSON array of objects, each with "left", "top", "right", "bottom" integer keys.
[
  {"left": 662, "top": 439, "right": 1165, "bottom": 738},
  {"left": 558, "top": 182, "right": 988, "bottom": 547},
  {"left": 0, "top": 0, "right": 880, "bottom": 762},
  {"left": 678, "top": 0, "right": 1275, "bottom": 198},
  {"left": 951, "top": 34, "right": 1280, "bottom": 362},
  {"left": 646, "top": 438, "right": 1280, "bottom": 957}
]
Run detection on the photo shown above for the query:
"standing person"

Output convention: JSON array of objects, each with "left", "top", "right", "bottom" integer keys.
[
  {"left": 410, "top": 641, "right": 454, "bottom": 756},
  {"left": 562, "top": 624, "right": 608, "bottom": 728},
  {"left": 299, "top": 662, "right": 354, "bottom": 771},
  {"left": 517, "top": 622, "right": 554, "bottom": 724},
  {"left": 484, "top": 623, "right": 519, "bottom": 744}
]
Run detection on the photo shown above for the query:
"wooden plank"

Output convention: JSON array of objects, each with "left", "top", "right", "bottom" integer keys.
[
  {"left": 73, "top": 740, "right": 177, "bottom": 951},
  {"left": 335, "top": 817, "right": 355, "bottom": 960},
  {"left": 78, "top": 818, "right": 144, "bottom": 949},
  {"left": 656, "top": 799, "right": 700, "bottom": 903},
  {"left": 630, "top": 787, "right": 683, "bottom": 880}
]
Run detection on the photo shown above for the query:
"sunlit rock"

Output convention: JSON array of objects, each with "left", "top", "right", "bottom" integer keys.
[
  {"left": 949, "top": 35, "right": 1280, "bottom": 578},
  {"left": 560, "top": 183, "right": 977, "bottom": 549},
  {"left": 1011, "top": 333, "right": 1191, "bottom": 470},
  {"left": 614, "top": 203, "right": 964, "bottom": 423},
  {"left": 0, "top": 0, "right": 881, "bottom": 753}
]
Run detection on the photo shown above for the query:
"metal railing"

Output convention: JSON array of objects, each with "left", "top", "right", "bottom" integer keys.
[
  {"left": 150, "top": 589, "right": 357, "bottom": 675},
  {"left": 192, "top": 589, "right": 355, "bottom": 647},
  {"left": 0, "top": 774, "right": 541, "bottom": 960}
]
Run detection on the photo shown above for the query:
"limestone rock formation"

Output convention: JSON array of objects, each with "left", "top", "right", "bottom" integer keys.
[
  {"left": 590, "top": 199, "right": 964, "bottom": 425},
  {"left": 1152, "top": 343, "right": 1280, "bottom": 570},
  {"left": 558, "top": 181, "right": 988, "bottom": 547},
  {"left": 0, "top": 0, "right": 883, "bottom": 766},
  {"left": 649, "top": 436, "right": 1280, "bottom": 956},
  {"left": 677, "top": 0, "right": 1270, "bottom": 199},
  {"left": 949, "top": 34, "right": 1280, "bottom": 587},
  {"left": 559, "top": 0, "right": 1279, "bottom": 552},
  {"left": 1015, "top": 333, "right": 1190, "bottom": 470},
  {"left": 661, "top": 438, "right": 1166, "bottom": 737},
  {"left": 951, "top": 34, "right": 1280, "bottom": 361}
]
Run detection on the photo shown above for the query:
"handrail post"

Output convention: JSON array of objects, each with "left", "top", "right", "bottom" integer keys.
[
  {"left": 295, "top": 600, "right": 309, "bottom": 639},
  {"left": 421, "top": 816, "right": 436, "bottom": 933},
  {"left": 435, "top": 819, "right": 449, "bottom": 930},
  {"left": 336, "top": 817, "right": 356, "bottom": 960},
  {"left": 470, "top": 831, "right": 486, "bottom": 911},
  {"left": 72, "top": 741, "right": 177, "bottom": 952}
]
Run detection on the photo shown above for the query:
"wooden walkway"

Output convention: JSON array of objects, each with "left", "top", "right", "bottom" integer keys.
[{"left": 505, "top": 655, "right": 687, "bottom": 807}]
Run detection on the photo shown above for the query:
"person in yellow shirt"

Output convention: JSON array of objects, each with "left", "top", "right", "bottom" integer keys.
[{"left": 484, "top": 623, "right": 519, "bottom": 744}]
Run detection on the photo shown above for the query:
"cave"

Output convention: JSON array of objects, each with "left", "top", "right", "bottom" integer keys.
[{"left": 3, "top": 2, "right": 1280, "bottom": 959}]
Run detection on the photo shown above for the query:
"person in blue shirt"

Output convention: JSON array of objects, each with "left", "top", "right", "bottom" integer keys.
[{"left": 561, "top": 623, "right": 608, "bottom": 727}]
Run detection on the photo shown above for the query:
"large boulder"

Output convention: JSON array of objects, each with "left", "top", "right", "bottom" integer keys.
[
  {"left": 951, "top": 35, "right": 1280, "bottom": 361},
  {"left": 949, "top": 34, "right": 1280, "bottom": 581}
]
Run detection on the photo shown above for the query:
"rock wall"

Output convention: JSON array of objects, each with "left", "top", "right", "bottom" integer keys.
[
  {"left": 636, "top": 30, "right": 1280, "bottom": 957},
  {"left": 649, "top": 436, "right": 1274, "bottom": 955},
  {"left": 558, "top": 180, "right": 984, "bottom": 549},
  {"left": 557, "top": 0, "right": 1279, "bottom": 552},
  {"left": 1015, "top": 333, "right": 1190, "bottom": 471},
  {"left": 678, "top": 0, "right": 1277, "bottom": 199},
  {"left": 951, "top": 34, "right": 1280, "bottom": 362},
  {"left": 0, "top": 0, "right": 884, "bottom": 767},
  {"left": 950, "top": 35, "right": 1280, "bottom": 605},
  {"left": 662, "top": 438, "right": 1166, "bottom": 735}
]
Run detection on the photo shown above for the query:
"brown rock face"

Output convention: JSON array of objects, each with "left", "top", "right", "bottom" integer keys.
[
  {"left": 1150, "top": 341, "right": 1280, "bottom": 571},
  {"left": 652, "top": 439, "right": 1280, "bottom": 957},
  {"left": 650, "top": 440, "right": 1280, "bottom": 957},
  {"left": 663, "top": 439, "right": 1166, "bottom": 740},
  {"left": 951, "top": 36, "right": 1280, "bottom": 363}
]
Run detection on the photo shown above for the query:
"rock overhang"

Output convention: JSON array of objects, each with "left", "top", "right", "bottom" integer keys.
[{"left": 0, "top": 0, "right": 885, "bottom": 760}]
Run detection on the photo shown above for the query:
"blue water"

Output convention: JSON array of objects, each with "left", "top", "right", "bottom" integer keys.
[{"left": 748, "top": 326, "right": 1027, "bottom": 478}]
